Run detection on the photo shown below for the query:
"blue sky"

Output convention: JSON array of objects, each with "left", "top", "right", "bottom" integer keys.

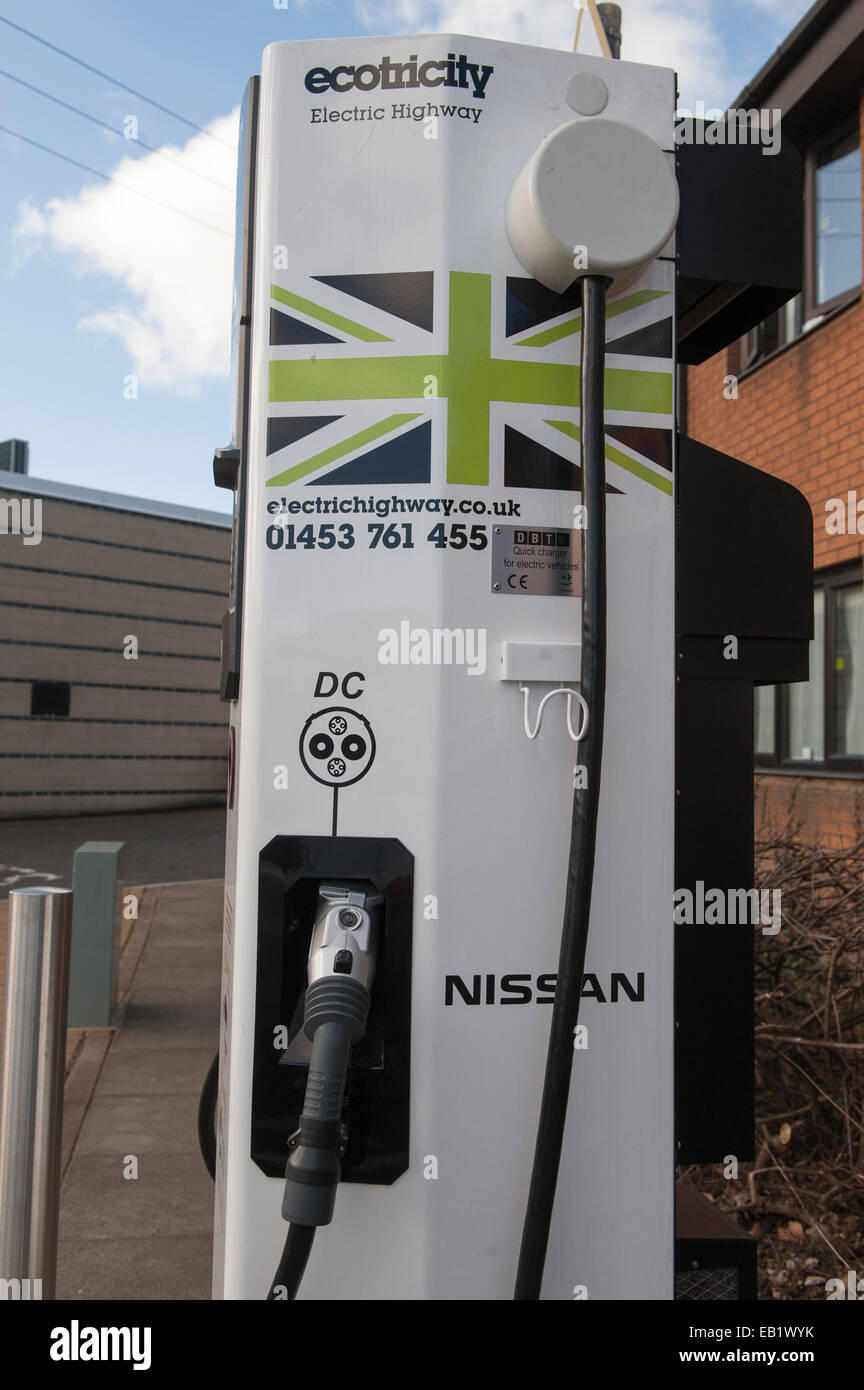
[{"left": 0, "top": 0, "right": 813, "bottom": 513}]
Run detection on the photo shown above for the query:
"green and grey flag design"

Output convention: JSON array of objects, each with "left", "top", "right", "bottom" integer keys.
[{"left": 266, "top": 268, "right": 674, "bottom": 495}]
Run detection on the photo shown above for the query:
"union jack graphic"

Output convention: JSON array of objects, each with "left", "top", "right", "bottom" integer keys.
[{"left": 265, "top": 267, "right": 674, "bottom": 496}]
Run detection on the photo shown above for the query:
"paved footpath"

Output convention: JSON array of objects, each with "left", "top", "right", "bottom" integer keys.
[{"left": 56, "top": 880, "right": 222, "bottom": 1301}]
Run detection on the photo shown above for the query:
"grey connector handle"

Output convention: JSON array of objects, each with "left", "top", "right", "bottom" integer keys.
[{"left": 281, "top": 884, "right": 380, "bottom": 1228}]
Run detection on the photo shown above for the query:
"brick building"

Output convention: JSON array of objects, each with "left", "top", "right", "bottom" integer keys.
[
  {"left": 0, "top": 467, "right": 231, "bottom": 817},
  {"left": 683, "top": 0, "right": 864, "bottom": 846}
]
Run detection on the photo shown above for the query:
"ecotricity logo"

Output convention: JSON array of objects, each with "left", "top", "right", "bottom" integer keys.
[{"left": 305, "top": 52, "right": 495, "bottom": 101}]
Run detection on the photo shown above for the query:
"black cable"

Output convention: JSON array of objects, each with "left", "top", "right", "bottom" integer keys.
[
  {"left": 0, "top": 68, "right": 235, "bottom": 190},
  {"left": 0, "top": 123, "right": 232, "bottom": 237},
  {"left": 514, "top": 273, "right": 609, "bottom": 1300},
  {"left": 267, "top": 1225, "right": 316, "bottom": 1301},
  {"left": 0, "top": 13, "right": 233, "bottom": 146}
]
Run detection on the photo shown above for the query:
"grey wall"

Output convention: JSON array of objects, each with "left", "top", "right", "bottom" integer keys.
[{"left": 0, "top": 473, "right": 231, "bottom": 817}]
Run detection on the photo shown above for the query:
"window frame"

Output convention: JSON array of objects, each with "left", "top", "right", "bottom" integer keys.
[
  {"left": 740, "top": 113, "right": 861, "bottom": 374},
  {"left": 806, "top": 118, "right": 863, "bottom": 320},
  {"left": 742, "top": 293, "right": 805, "bottom": 372},
  {"left": 756, "top": 563, "right": 864, "bottom": 775}
]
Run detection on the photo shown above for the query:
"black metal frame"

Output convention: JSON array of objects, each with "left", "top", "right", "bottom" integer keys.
[
  {"left": 675, "top": 434, "right": 813, "bottom": 1163},
  {"left": 742, "top": 113, "right": 860, "bottom": 373},
  {"left": 217, "top": 76, "right": 259, "bottom": 703}
]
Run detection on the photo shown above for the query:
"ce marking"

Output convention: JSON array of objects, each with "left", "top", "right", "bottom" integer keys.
[{"left": 508, "top": 574, "right": 529, "bottom": 590}]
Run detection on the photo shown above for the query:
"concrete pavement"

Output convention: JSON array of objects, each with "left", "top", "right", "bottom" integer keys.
[{"left": 56, "top": 880, "right": 222, "bottom": 1300}]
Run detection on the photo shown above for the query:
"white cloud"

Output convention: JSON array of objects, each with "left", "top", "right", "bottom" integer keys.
[
  {"left": 740, "top": 0, "right": 804, "bottom": 13},
  {"left": 611, "top": 1, "right": 741, "bottom": 107},
  {"left": 351, "top": 0, "right": 746, "bottom": 109},
  {"left": 13, "top": 0, "right": 801, "bottom": 393},
  {"left": 354, "top": 0, "right": 571, "bottom": 47},
  {"left": 13, "top": 112, "right": 238, "bottom": 392}
]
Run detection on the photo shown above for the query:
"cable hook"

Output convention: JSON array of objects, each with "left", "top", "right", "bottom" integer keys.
[{"left": 519, "top": 684, "right": 589, "bottom": 743}]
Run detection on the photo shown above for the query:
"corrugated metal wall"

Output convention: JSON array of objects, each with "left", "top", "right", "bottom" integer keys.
[{"left": 0, "top": 480, "right": 231, "bottom": 817}]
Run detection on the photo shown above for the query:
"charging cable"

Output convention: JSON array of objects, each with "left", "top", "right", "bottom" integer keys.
[
  {"left": 514, "top": 275, "right": 609, "bottom": 1299},
  {"left": 267, "top": 882, "right": 380, "bottom": 1300}
]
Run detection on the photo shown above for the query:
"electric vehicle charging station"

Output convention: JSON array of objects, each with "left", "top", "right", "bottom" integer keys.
[{"left": 211, "top": 33, "right": 812, "bottom": 1301}]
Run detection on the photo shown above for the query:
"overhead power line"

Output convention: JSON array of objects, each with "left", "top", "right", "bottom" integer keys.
[
  {"left": 0, "top": 12, "right": 233, "bottom": 147},
  {"left": 0, "top": 123, "right": 232, "bottom": 237},
  {"left": 0, "top": 68, "right": 234, "bottom": 191}
]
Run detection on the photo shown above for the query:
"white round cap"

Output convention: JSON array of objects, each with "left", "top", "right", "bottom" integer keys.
[
  {"left": 565, "top": 72, "right": 608, "bottom": 115},
  {"left": 506, "top": 117, "right": 679, "bottom": 294}
]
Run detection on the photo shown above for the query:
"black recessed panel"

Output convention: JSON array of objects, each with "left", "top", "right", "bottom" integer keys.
[{"left": 253, "top": 836, "right": 413, "bottom": 1184}]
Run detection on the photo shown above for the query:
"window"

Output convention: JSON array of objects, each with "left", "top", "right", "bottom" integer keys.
[
  {"left": 814, "top": 125, "right": 862, "bottom": 310},
  {"left": 755, "top": 682, "right": 775, "bottom": 756},
  {"left": 743, "top": 293, "right": 803, "bottom": 370},
  {"left": 756, "top": 568, "right": 863, "bottom": 772},
  {"left": 833, "top": 584, "right": 864, "bottom": 754},
  {"left": 741, "top": 118, "right": 861, "bottom": 370},
  {"left": 787, "top": 588, "right": 824, "bottom": 760},
  {"left": 31, "top": 681, "right": 70, "bottom": 717}
]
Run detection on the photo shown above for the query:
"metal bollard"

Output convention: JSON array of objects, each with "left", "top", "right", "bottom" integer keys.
[
  {"left": 68, "top": 841, "right": 124, "bottom": 1028},
  {"left": 0, "top": 887, "right": 73, "bottom": 1299}
]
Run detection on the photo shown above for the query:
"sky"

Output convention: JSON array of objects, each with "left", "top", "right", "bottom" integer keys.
[{"left": 0, "top": 0, "right": 815, "bottom": 514}]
